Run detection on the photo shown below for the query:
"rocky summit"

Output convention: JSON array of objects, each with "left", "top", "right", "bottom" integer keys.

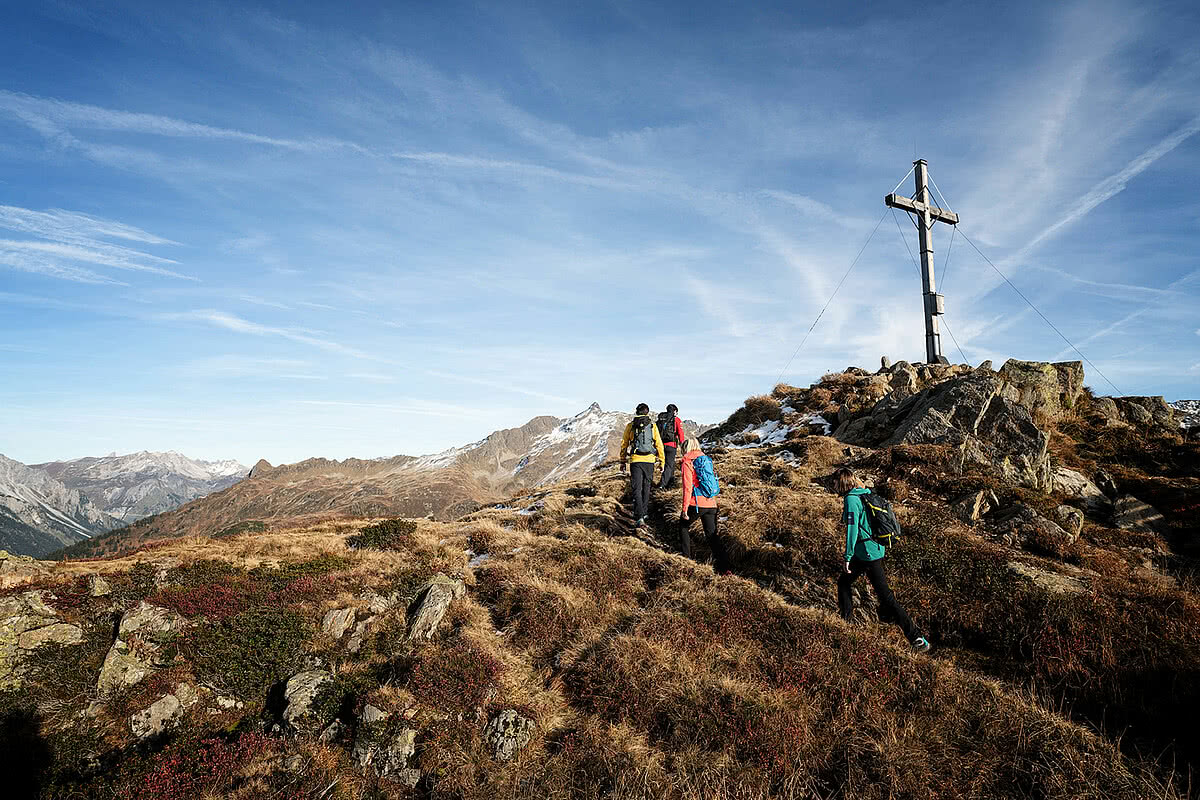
[{"left": 1, "top": 358, "right": 1197, "bottom": 800}]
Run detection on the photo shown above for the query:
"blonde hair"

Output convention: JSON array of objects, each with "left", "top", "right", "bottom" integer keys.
[{"left": 682, "top": 437, "right": 702, "bottom": 453}]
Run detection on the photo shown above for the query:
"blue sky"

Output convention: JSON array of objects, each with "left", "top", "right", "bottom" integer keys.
[{"left": 1, "top": 0, "right": 1198, "bottom": 465}]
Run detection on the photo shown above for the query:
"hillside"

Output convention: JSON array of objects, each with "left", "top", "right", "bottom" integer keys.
[
  {"left": 53, "top": 404, "right": 704, "bottom": 561},
  {"left": 2, "top": 358, "right": 1197, "bottom": 799},
  {"left": 0, "top": 455, "right": 119, "bottom": 557},
  {"left": 34, "top": 452, "right": 248, "bottom": 524}
]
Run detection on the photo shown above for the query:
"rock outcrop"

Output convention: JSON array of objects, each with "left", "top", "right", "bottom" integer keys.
[
  {"left": 484, "top": 709, "right": 535, "bottom": 762},
  {"left": 407, "top": 574, "right": 466, "bottom": 641},
  {"left": 98, "top": 602, "right": 186, "bottom": 694},
  {"left": 1, "top": 590, "right": 83, "bottom": 687}
]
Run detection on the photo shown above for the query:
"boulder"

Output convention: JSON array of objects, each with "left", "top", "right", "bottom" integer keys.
[
  {"left": 321, "top": 608, "right": 356, "bottom": 640},
  {"left": 963, "top": 394, "right": 1050, "bottom": 490},
  {"left": 992, "top": 504, "right": 1078, "bottom": 554},
  {"left": 1112, "top": 495, "right": 1166, "bottom": 532},
  {"left": 1052, "top": 505, "right": 1085, "bottom": 539},
  {"left": 977, "top": 360, "right": 993, "bottom": 371},
  {"left": 379, "top": 729, "right": 419, "bottom": 778},
  {"left": 1051, "top": 467, "right": 1110, "bottom": 513},
  {"left": 879, "top": 356, "right": 892, "bottom": 372},
  {"left": 484, "top": 709, "right": 535, "bottom": 762},
  {"left": 1008, "top": 562, "right": 1087, "bottom": 594},
  {"left": 998, "top": 360, "right": 1084, "bottom": 422},
  {"left": 1089, "top": 396, "right": 1121, "bottom": 424},
  {"left": 952, "top": 491, "right": 991, "bottom": 525},
  {"left": 1094, "top": 469, "right": 1119, "bottom": 498},
  {"left": 18, "top": 622, "right": 82, "bottom": 650},
  {"left": 1, "top": 590, "right": 75, "bottom": 687},
  {"left": 0, "top": 551, "right": 51, "bottom": 590},
  {"left": 407, "top": 574, "right": 466, "bottom": 641},
  {"left": 88, "top": 576, "right": 112, "bottom": 597},
  {"left": 129, "top": 684, "right": 197, "bottom": 739},
  {"left": 1115, "top": 396, "right": 1177, "bottom": 430},
  {"left": 281, "top": 670, "right": 332, "bottom": 728},
  {"left": 98, "top": 602, "right": 185, "bottom": 694}
]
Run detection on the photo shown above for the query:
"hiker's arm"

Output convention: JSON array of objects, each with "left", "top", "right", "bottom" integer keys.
[
  {"left": 653, "top": 425, "right": 665, "bottom": 464},
  {"left": 680, "top": 463, "right": 692, "bottom": 517},
  {"left": 844, "top": 496, "right": 859, "bottom": 563},
  {"left": 619, "top": 424, "right": 631, "bottom": 464},
  {"left": 674, "top": 417, "right": 685, "bottom": 445}
]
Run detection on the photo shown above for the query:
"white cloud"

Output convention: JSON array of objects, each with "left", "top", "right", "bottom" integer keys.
[{"left": 161, "top": 310, "right": 378, "bottom": 360}]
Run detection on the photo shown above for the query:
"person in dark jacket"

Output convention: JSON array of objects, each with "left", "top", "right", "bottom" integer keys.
[
  {"left": 656, "top": 403, "right": 686, "bottom": 490},
  {"left": 833, "top": 467, "right": 931, "bottom": 653}
]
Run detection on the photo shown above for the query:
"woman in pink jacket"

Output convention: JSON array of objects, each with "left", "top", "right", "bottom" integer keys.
[{"left": 678, "top": 438, "right": 731, "bottom": 572}]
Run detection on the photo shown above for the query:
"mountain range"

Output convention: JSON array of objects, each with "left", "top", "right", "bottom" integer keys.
[{"left": 49, "top": 404, "right": 704, "bottom": 559}]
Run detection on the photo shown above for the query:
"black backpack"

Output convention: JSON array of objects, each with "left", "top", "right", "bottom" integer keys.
[
  {"left": 630, "top": 416, "right": 656, "bottom": 456},
  {"left": 858, "top": 492, "right": 901, "bottom": 546},
  {"left": 657, "top": 411, "right": 678, "bottom": 446}
]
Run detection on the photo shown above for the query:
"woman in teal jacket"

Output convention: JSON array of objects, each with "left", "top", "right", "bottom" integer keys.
[{"left": 833, "top": 467, "right": 931, "bottom": 653}]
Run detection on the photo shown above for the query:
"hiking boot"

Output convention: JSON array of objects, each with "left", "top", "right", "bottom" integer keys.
[
  {"left": 912, "top": 637, "right": 932, "bottom": 654},
  {"left": 636, "top": 517, "right": 647, "bottom": 528}
]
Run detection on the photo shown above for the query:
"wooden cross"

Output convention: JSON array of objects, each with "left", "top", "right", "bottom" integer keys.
[{"left": 885, "top": 159, "right": 959, "bottom": 364}]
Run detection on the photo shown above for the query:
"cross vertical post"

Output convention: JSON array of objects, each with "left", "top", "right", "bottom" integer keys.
[{"left": 885, "top": 159, "right": 959, "bottom": 364}]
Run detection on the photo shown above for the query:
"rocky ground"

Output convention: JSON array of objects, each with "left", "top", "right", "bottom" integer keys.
[{"left": 1, "top": 358, "right": 1197, "bottom": 799}]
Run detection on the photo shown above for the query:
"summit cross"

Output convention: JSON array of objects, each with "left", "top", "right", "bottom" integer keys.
[{"left": 885, "top": 159, "right": 959, "bottom": 364}]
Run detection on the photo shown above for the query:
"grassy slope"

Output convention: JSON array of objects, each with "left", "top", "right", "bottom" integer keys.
[{"left": 3, "top": 431, "right": 1191, "bottom": 799}]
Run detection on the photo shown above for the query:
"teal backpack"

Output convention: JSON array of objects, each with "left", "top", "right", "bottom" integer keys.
[{"left": 692, "top": 454, "right": 720, "bottom": 498}]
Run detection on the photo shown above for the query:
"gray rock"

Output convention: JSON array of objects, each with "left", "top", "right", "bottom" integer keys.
[
  {"left": 282, "top": 670, "right": 333, "bottom": 727},
  {"left": 1, "top": 591, "right": 69, "bottom": 687},
  {"left": 977, "top": 360, "right": 993, "bottom": 371},
  {"left": 361, "top": 703, "right": 388, "bottom": 725},
  {"left": 347, "top": 619, "right": 372, "bottom": 654},
  {"left": 952, "top": 491, "right": 990, "bottom": 524},
  {"left": 98, "top": 602, "right": 185, "bottom": 694},
  {"left": 319, "top": 719, "right": 345, "bottom": 743},
  {"left": 1113, "top": 495, "right": 1165, "bottom": 532},
  {"left": 998, "top": 360, "right": 1084, "bottom": 422},
  {"left": 879, "top": 355, "right": 891, "bottom": 372},
  {"left": 393, "top": 768, "right": 421, "bottom": 789},
  {"left": 407, "top": 574, "right": 466, "bottom": 641},
  {"left": 1052, "top": 505, "right": 1085, "bottom": 538},
  {"left": 1008, "top": 562, "right": 1086, "bottom": 594},
  {"left": 483, "top": 709, "right": 535, "bottom": 762},
  {"left": 1051, "top": 467, "right": 1110, "bottom": 513},
  {"left": 130, "top": 688, "right": 195, "bottom": 738},
  {"left": 1121, "top": 401, "right": 1154, "bottom": 426},
  {"left": 1094, "top": 469, "right": 1119, "bottom": 498},
  {"left": 1090, "top": 396, "right": 1121, "bottom": 423},
  {"left": 18, "top": 622, "right": 82, "bottom": 650},
  {"left": 321, "top": 608, "right": 356, "bottom": 640},
  {"left": 88, "top": 576, "right": 112, "bottom": 597},
  {"left": 380, "top": 729, "right": 418, "bottom": 776}
]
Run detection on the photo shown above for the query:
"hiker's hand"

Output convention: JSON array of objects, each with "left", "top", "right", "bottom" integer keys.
[
  {"left": 843, "top": 561, "right": 852, "bottom": 574},
  {"left": 679, "top": 512, "right": 688, "bottom": 522},
  {"left": 619, "top": 463, "right": 626, "bottom": 474}
]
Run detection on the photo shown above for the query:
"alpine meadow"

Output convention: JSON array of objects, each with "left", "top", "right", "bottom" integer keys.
[{"left": 1, "top": 2, "right": 1199, "bottom": 799}]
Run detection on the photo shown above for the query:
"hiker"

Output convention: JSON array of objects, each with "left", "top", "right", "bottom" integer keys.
[
  {"left": 656, "top": 403, "right": 686, "bottom": 490},
  {"left": 678, "top": 437, "right": 731, "bottom": 572},
  {"left": 833, "top": 467, "right": 931, "bottom": 653},
  {"left": 620, "top": 403, "right": 664, "bottom": 527}
]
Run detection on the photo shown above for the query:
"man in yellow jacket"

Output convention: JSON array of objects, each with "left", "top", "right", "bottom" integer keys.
[{"left": 620, "top": 402, "right": 665, "bottom": 528}]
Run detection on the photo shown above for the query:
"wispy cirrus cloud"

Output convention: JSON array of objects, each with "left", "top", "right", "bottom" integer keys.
[
  {"left": 0, "top": 90, "right": 363, "bottom": 154},
  {"left": 160, "top": 309, "right": 379, "bottom": 360}
]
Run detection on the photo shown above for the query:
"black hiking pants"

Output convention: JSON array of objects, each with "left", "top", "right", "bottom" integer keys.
[
  {"left": 658, "top": 445, "right": 677, "bottom": 489},
  {"left": 630, "top": 462, "right": 654, "bottom": 520},
  {"left": 838, "top": 557, "right": 923, "bottom": 642},
  {"left": 681, "top": 506, "right": 731, "bottom": 572}
]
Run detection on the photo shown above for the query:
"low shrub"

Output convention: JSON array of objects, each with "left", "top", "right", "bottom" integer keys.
[
  {"left": 186, "top": 607, "right": 309, "bottom": 697},
  {"left": 346, "top": 518, "right": 418, "bottom": 551},
  {"left": 212, "top": 520, "right": 265, "bottom": 539},
  {"left": 118, "top": 732, "right": 272, "bottom": 800},
  {"left": 406, "top": 640, "right": 504, "bottom": 711}
]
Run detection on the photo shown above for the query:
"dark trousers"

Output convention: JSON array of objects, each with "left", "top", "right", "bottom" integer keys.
[
  {"left": 630, "top": 462, "right": 653, "bottom": 520},
  {"left": 681, "top": 506, "right": 731, "bottom": 572},
  {"left": 658, "top": 445, "right": 677, "bottom": 489},
  {"left": 838, "top": 557, "right": 922, "bottom": 642}
]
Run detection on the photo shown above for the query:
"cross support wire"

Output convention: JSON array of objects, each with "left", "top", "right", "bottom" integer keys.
[{"left": 885, "top": 159, "right": 959, "bottom": 364}]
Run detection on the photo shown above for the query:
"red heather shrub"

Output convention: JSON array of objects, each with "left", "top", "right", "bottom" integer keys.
[
  {"left": 150, "top": 579, "right": 257, "bottom": 619},
  {"left": 407, "top": 641, "right": 504, "bottom": 711},
  {"left": 46, "top": 575, "right": 93, "bottom": 611},
  {"left": 120, "top": 733, "right": 271, "bottom": 800}
]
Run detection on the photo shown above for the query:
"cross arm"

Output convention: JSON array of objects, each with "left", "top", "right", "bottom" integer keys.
[{"left": 885, "top": 193, "right": 959, "bottom": 225}]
